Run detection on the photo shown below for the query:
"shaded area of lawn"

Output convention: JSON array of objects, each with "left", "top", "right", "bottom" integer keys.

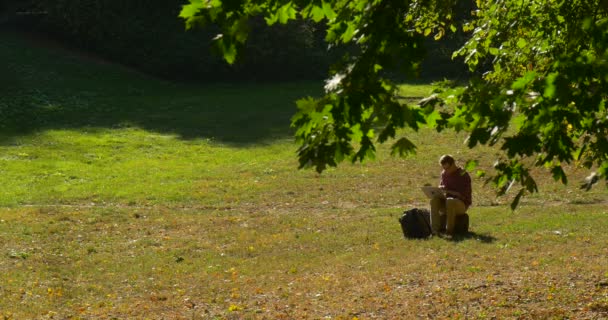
[{"left": 0, "top": 29, "right": 322, "bottom": 145}]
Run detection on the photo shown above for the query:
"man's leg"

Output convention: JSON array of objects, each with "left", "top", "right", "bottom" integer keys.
[
  {"left": 430, "top": 196, "right": 446, "bottom": 234},
  {"left": 445, "top": 198, "right": 466, "bottom": 235}
]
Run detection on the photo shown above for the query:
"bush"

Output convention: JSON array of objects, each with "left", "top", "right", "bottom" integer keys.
[{"left": 20, "top": 0, "right": 331, "bottom": 81}]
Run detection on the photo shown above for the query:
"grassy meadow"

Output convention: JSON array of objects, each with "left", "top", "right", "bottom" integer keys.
[{"left": 1, "top": 30, "right": 607, "bottom": 319}]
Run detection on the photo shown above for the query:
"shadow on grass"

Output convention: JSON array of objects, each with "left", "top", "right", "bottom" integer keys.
[
  {"left": 0, "top": 29, "right": 323, "bottom": 145},
  {"left": 449, "top": 231, "right": 497, "bottom": 243},
  {"left": 0, "top": 82, "right": 322, "bottom": 146}
]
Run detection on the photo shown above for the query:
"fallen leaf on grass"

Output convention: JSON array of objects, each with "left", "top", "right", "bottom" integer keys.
[{"left": 228, "top": 304, "right": 243, "bottom": 311}]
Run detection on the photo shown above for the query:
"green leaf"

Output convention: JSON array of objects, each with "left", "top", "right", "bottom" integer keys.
[
  {"left": 516, "top": 38, "right": 527, "bottom": 49},
  {"left": 424, "top": 109, "right": 442, "bottom": 128},
  {"left": 179, "top": 0, "right": 205, "bottom": 19},
  {"left": 341, "top": 22, "right": 357, "bottom": 43},
  {"left": 512, "top": 114, "right": 527, "bottom": 130},
  {"left": 447, "top": 114, "right": 467, "bottom": 132},
  {"left": 353, "top": 137, "right": 376, "bottom": 163},
  {"left": 321, "top": 1, "right": 337, "bottom": 21},
  {"left": 310, "top": 5, "right": 325, "bottom": 22},
  {"left": 511, "top": 71, "right": 537, "bottom": 90},
  {"left": 224, "top": 44, "right": 237, "bottom": 64},
  {"left": 230, "top": 17, "right": 249, "bottom": 43},
  {"left": 502, "top": 134, "right": 541, "bottom": 157},
  {"left": 349, "top": 124, "right": 363, "bottom": 143},
  {"left": 277, "top": 2, "right": 297, "bottom": 24},
  {"left": 216, "top": 37, "right": 238, "bottom": 64},
  {"left": 543, "top": 72, "right": 558, "bottom": 98},
  {"left": 265, "top": 13, "right": 279, "bottom": 25},
  {"left": 180, "top": 0, "right": 207, "bottom": 29},
  {"left": 465, "top": 160, "right": 478, "bottom": 171}
]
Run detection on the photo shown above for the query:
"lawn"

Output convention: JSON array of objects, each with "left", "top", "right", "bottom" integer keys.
[{"left": 1, "top": 30, "right": 607, "bottom": 319}]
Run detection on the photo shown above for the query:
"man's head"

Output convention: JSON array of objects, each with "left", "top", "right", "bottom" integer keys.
[{"left": 439, "top": 154, "right": 457, "bottom": 172}]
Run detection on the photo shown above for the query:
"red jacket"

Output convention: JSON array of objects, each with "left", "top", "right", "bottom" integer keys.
[{"left": 440, "top": 168, "right": 472, "bottom": 209}]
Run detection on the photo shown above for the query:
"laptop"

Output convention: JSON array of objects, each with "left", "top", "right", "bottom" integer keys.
[{"left": 421, "top": 186, "right": 445, "bottom": 199}]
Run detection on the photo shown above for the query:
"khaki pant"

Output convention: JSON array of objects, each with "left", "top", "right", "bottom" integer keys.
[{"left": 430, "top": 196, "right": 466, "bottom": 234}]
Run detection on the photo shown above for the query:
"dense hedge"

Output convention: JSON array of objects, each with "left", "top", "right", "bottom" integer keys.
[
  {"left": 10, "top": 0, "right": 331, "bottom": 81},
  {"left": 2, "top": 0, "right": 467, "bottom": 82}
]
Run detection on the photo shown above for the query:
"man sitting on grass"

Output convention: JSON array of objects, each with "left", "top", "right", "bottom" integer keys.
[{"left": 430, "top": 154, "right": 472, "bottom": 237}]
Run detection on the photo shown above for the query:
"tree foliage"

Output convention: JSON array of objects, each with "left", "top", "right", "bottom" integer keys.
[
  {"left": 452, "top": 0, "right": 608, "bottom": 201},
  {"left": 180, "top": 0, "right": 608, "bottom": 206}
]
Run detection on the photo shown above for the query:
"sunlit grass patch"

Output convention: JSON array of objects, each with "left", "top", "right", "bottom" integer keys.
[{"left": 1, "top": 204, "right": 606, "bottom": 319}]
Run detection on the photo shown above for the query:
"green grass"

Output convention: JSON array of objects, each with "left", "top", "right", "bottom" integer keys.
[{"left": 1, "top": 29, "right": 608, "bottom": 319}]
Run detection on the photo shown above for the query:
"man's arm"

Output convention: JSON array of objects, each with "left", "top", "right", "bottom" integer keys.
[{"left": 438, "top": 170, "right": 446, "bottom": 189}]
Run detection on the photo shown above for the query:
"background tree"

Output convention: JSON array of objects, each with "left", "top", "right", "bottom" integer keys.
[
  {"left": 3, "top": 0, "right": 332, "bottom": 81},
  {"left": 181, "top": 0, "right": 608, "bottom": 207}
]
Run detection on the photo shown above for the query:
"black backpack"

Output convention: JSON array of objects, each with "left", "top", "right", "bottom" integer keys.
[{"left": 399, "top": 208, "right": 432, "bottom": 239}]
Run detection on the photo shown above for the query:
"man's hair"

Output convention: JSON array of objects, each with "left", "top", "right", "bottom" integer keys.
[{"left": 439, "top": 154, "right": 455, "bottom": 166}]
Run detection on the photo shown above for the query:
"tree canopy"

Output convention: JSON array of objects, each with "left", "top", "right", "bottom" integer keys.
[{"left": 180, "top": 0, "right": 608, "bottom": 208}]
